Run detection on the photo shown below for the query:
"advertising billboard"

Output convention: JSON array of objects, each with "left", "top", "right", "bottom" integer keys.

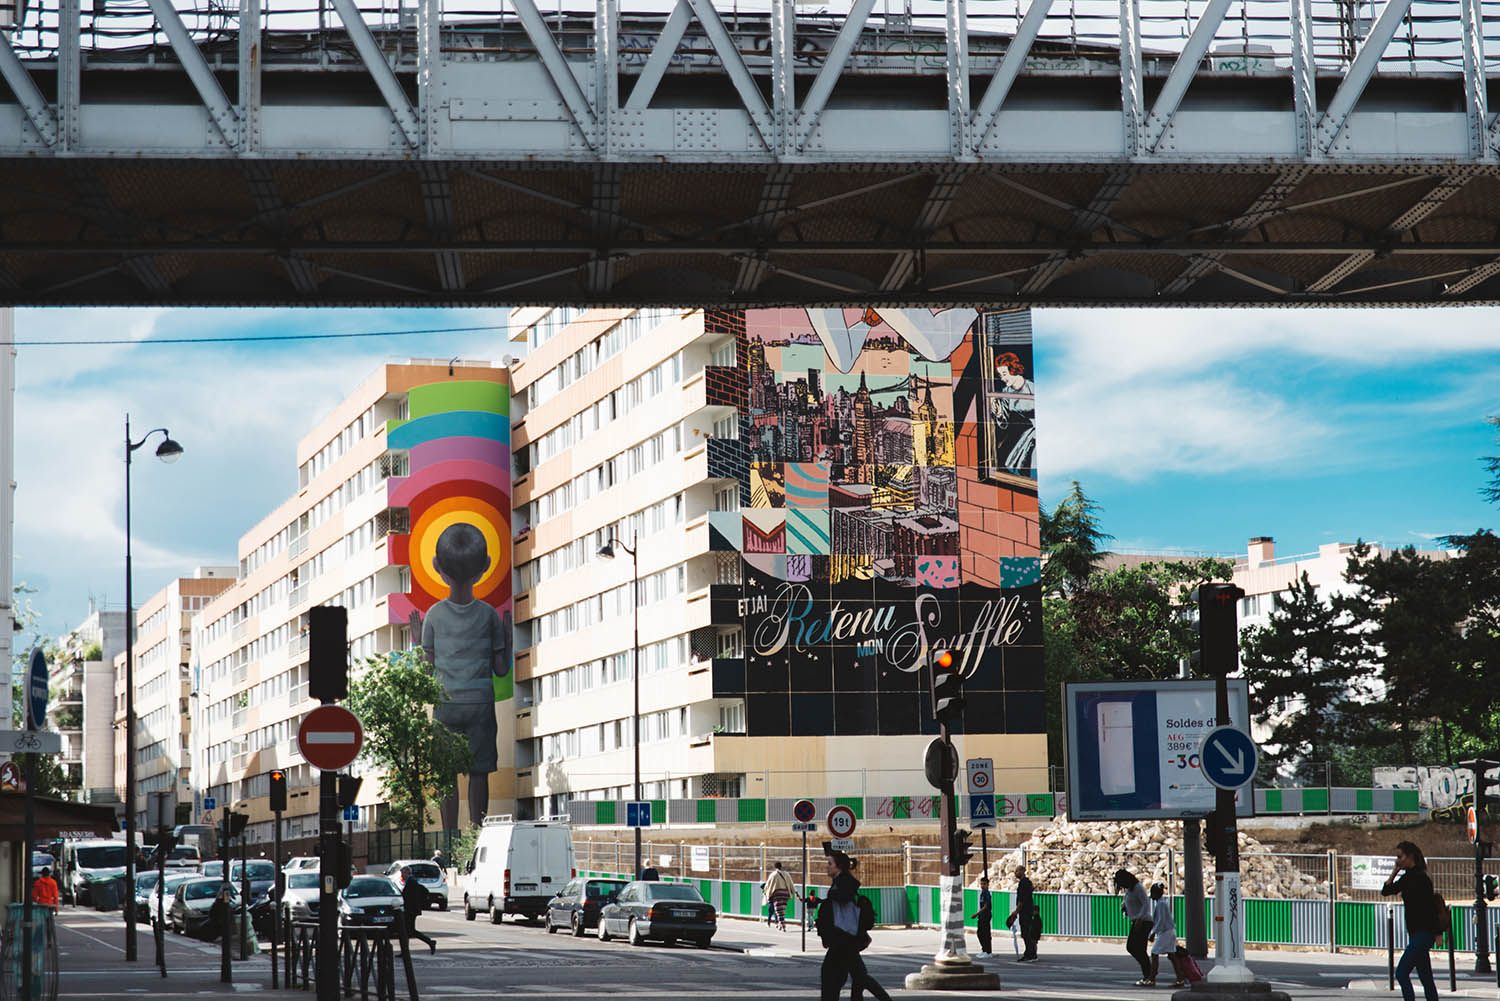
[
  {"left": 1064, "top": 679, "right": 1254, "bottom": 820},
  {"left": 709, "top": 307, "right": 1043, "bottom": 737}
]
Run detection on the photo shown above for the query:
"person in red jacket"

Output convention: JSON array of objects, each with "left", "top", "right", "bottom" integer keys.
[{"left": 32, "top": 867, "right": 60, "bottom": 911}]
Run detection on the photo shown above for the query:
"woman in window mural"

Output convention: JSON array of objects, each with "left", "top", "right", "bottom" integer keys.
[{"left": 988, "top": 350, "right": 1035, "bottom": 478}]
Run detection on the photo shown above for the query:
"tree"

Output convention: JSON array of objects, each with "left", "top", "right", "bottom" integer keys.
[
  {"left": 1239, "top": 572, "right": 1377, "bottom": 783},
  {"left": 1068, "top": 558, "right": 1236, "bottom": 681},
  {"left": 1482, "top": 415, "right": 1500, "bottom": 506},
  {"left": 1336, "top": 534, "right": 1500, "bottom": 763},
  {"left": 346, "top": 649, "right": 471, "bottom": 852},
  {"left": 1040, "top": 480, "right": 1113, "bottom": 596}
]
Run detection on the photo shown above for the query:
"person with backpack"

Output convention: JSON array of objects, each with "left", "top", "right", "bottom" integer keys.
[
  {"left": 815, "top": 849, "right": 891, "bottom": 1001},
  {"left": 1114, "top": 869, "right": 1154, "bottom": 986},
  {"left": 1006, "top": 865, "right": 1040, "bottom": 962},
  {"left": 401, "top": 867, "right": 436, "bottom": 955},
  {"left": 1381, "top": 841, "right": 1440, "bottom": 1001}
]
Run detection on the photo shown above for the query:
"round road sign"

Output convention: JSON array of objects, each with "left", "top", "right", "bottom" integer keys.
[
  {"left": 793, "top": 799, "right": 816, "bottom": 823},
  {"left": 27, "top": 647, "right": 48, "bottom": 730},
  {"left": 826, "top": 804, "right": 857, "bottom": 838},
  {"left": 1468, "top": 806, "right": 1478, "bottom": 844},
  {"left": 297, "top": 705, "right": 364, "bottom": 771}
]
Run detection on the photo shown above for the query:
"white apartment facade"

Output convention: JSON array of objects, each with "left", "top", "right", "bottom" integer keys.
[
  {"left": 115, "top": 570, "right": 235, "bottom": 829},
  {"left": 191, "top": 361, "right": 507, "bottom": 843},
  {"left": 49, "top": 608, "right": 127, "bottom": 804}
]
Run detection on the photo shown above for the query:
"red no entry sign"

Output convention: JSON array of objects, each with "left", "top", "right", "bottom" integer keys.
[{"left": 297, "top": 705, "right": 364, "bottom": 771}]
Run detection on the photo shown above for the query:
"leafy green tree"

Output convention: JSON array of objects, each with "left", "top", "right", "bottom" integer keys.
[
  {"left": 1239, "top": 572, "right": 1377, "bottom": 783},
  {"left": 1336, "top": 533, "right": 1500, "bottom": 762},
  {"left": 346, "top": 649, "right": 471, "bottom": 853},
  {"left": 1067, "top": 558, "right": 1236, "bottom": 681},
  {"left": 1482, "top": 415, "right": 1500, "bottom": 506},
  {"left": 1040, "top": 480, "right": 1113, "bottom": 596}
]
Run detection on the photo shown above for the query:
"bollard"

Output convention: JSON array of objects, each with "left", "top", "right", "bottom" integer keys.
[
  {"left": 1388, "top": 905, "right": 1395, "bottom": 991},
  {"left": 1449, "top": 928, "right": 1456, "bottom": 992}
]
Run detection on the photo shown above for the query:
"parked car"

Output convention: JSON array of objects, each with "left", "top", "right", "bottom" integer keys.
[
  {"left": 596, "top": 881, "right": 715, "bottom": 948},
  {"left": 145, "top": 872, "right": 197, "bottom": 927},
  {"left": 283, "top": 856, "right": 319, "bottom": 874},
  {"left": 227, "top": 860, "right": 277, "bottom": 901},
  {"left": 462, "top": 817, "right": 575, "bottom": 923},
  {"left": 545, "top": 877, "right": 627, "bottom": 936},
  {"left": 168, "top": 877, "right": 239, "bottom": 938},
  {"left": 201, "top": 861, "right": 224, "bottom": 879},
  {"left": 280, "top": 871, "right": 322, "bottom": 925},
  {"left": 384, "top": 860, "right": 449, "bottom": 911},
  {"left": 30, "top": 852, "right": 55, "bottom": 878},
  {"left": 338, "top": 876, "right": 404, "bottom": 928},
  {"left": 164, "top": 845, "right": 201, "bottom": 870},
  {"left": 126, "top": 872, "right": 161, "bottom": 924}
]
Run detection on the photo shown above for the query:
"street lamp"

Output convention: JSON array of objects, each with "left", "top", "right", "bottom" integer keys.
[
  {"left": 596, "top": 534, "right": 640, "bottom": 880},
  {"left": 123, "top": 416, "right": 183, "bottom": 961}
]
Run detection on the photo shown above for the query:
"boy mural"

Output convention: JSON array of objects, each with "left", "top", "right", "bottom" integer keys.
[{"left": 409, "top": 522, "right": 512, "bottom": 830}]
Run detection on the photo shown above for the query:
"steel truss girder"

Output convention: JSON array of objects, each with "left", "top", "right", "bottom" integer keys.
[
  {"left": 146, "top": 0, "right": 240, "bottom": 147},
  {"left": 329, "top": 0, "right": 421, "bottom": 148},
  {"left": 1316, "top": 0, "right": 1415, "bottom": 155}
]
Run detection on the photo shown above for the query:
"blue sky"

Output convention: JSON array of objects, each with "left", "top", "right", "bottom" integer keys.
[{"left": 9, "top": 305, "right": 1500, "bottom": 640}]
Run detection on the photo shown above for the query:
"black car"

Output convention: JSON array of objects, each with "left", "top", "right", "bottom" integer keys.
[
  {"left": 545, "top": 878, "right": 627, "bottom": 936},
  {"left": 227, "top": 860, "right": 277, "bottom": 901},
  {"left": 338, "top": 876, "right": 404, "bottom": 928},
  {"left": 596, "top": 881, "right": 715, "bottom": 948}
]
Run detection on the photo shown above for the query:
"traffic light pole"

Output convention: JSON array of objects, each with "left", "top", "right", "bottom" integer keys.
[
  {"left": 220, "top": 817, "right": 232, "bottom": 984},
  {"left": 1208, "top": 665, "right": 1251, "bottom": 984},
  {"left": 1463, "top": 757, "right": 1497, "bottom": 975},
  {"left": 316, "top": 769, "right": 340, "bottom": 1001},
  {"left": 271, "top": 806, "right": 282, "bottom": 989}
]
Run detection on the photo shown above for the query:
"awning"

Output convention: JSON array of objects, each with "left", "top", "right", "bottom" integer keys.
[{"left": 0, "top": 792, "right": 118, "bottom": 842}]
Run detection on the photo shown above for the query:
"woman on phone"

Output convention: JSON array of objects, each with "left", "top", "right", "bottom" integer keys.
[{"left": 1380, "top": 841, "right": 1439, "bottom": 1001}]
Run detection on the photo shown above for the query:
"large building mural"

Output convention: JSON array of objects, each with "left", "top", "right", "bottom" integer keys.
[
  {"left": 386, "top": 378, "right": 514, "bottom": 701},
  {"left": 708, "top": 308, "right": 1042, "bottom": 738}
]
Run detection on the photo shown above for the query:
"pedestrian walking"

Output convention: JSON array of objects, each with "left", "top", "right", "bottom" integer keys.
[
  {"left": 1148, "top": 883, "right": 1184, "bottom": 987},
  {"left": 972, "top": 876, "right": 993, "bottom": 958},
  {"left": 815, "top": 849, "right": 891, "bottom": 1001},
  {"left": 31, "top": 867, "right": 59, "bottom": 912},
  {"left": 401, "top": 867, "right": 436, "bottom": 955},
  {"left": 1381, "top": 841, "right": 1440, "bottom": 1001},
  {"left": 1007, "top": 865, "right": 1039, "bottom": 962},
  {"left": 762, "top": 861, "right": 795, "bottom": 931},
  {"left": 1114, "top": 868, "right": 1154, "bottom": 985}
]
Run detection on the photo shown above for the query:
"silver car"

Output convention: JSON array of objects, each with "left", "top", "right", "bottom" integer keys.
[
  {"left": 384, "top": 860, "right": 449, "bottom": 911},
  {"left": 281, "top": 871, "right": 322, "bottom": 925}
]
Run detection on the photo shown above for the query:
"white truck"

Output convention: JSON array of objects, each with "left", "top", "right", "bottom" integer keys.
[{"left": 462, "top": 815, "right": 575, "bottom": 924}]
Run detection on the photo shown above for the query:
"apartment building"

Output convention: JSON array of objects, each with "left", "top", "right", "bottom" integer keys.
[
  {"left": 114, "top": 570, "right": 235, "bottom": 829},
  {"left": 48, "top": 608, "right": 127, "bottom": 804},
  {"left": 191, "top": 361, "right": 511, "bottom": 844},
  {"left": 508, "top": 307, "right": 1048, "bottom": 819}
]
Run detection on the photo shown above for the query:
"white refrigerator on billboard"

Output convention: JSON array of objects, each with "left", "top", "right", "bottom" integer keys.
[{"left": 1097, "top": 701, "right": 1136, "bottom": 796}]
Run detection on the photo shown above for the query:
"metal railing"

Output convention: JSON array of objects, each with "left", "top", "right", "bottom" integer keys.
[
  {"left": 4, "top": 0, "right": 1498, "bottom": 77},
  {"left": 284, "top": 920, "right": 418, "bottom": 1001}
]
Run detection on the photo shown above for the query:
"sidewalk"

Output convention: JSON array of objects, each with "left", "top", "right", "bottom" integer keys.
[{"left": 52, "top": 907, "right": 296, "bottom": 999}]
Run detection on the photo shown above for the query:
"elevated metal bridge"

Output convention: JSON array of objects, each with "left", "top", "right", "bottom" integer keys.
[{"left": 1, "top": 0, "right": 1499, "bottom": 306}]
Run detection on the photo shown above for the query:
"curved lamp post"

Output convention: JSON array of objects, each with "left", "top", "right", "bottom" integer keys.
[
  {"left": 123, "top": 416, "right": 182, "bottom": 960},
  {"left": 597, "top": 534, "right": 639, "bottom": 880}
]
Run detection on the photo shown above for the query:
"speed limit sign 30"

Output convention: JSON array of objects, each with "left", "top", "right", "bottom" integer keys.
[{"left": 826, "top": 804, "right": 857, "bottom": 839}]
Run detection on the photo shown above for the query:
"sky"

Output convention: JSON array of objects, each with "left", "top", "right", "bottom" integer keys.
[{"left": 7, "top": 304, "right": 1500, "bottom": 641}]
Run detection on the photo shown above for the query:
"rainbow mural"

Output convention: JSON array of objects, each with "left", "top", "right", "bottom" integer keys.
[{"left": 386, "top": 377, "right": 514, "bottom": 700}]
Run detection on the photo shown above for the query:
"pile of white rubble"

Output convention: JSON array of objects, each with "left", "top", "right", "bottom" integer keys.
[{"left": 982, "top": 819, "right": 1328, "bottom": 900}]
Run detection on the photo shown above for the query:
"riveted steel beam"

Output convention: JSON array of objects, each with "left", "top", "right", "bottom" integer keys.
[
  {"left": 594, "top": 0, "right": 618, "bottom": 155},
  {"left": 1144, "top": 0, "right": 1232, "bottom": 153},
  {"left": 242, "top": 162, "right": 319, "bottom": 295},
  {"left": 794, "top": 0, "right": 875, "bottom": 154},
  {"left": 1289, "top": 0, "right": 1316, "bottom": 156},
  {"left": 58, "top": 0, "right": 79, "bottom": 151},
  {"left": 586, "top": 164, "right": 622, "bottom": 295},
  {"left": 1460, "top": 0, "right": 1489, "bottom": 160},
  {"left": 971, "top": 0, "right": 1054, "bottom": 152},
  {"left": 623, "top": 0, "right": 690, "bottom": 112},
  {"left": 419, "top": 0, "right": 441, "bottom": 155},
  {"left": 329, "top": 0, "right": 422, "bottom": 149},
  {"left": 1160, "top": 165, "right": 1311, "bottom": 295},
  {"left": 419, "top": 163, "right": 465, "bottom": 292},
  {"left": 1119, "top": 0, "right": 1144, "bottom": 156},
  {"left": 770, "top": 0, "right": 793, "bottom": 155},
  {"left": 734, "top": 165, "right": 795, "bottom": 294},
  {"left": 1019, "top": 167, "right": 1136, "bottom": 294},
  {"left": 0, "top": 33, "right": 55, "bottom": 146},
  {"left": 146, "top": 0, "right": 241, "bottom": 147},
  {"left": 880, "top": 166, "right": 965, "bottom": 292},
  {"left": 685, "top": 0, "right": 774, "bottom": 151},
  {"left": 64, "top": 165, "right": 173, "bottom": 294},
  {"left": 947, "top": 0, "right": 970, "bottom": 157},
  {"left": 1316, "top": 0, "right": 1415, "bottom": 155},
  {"left": 238, "top": 0, "right": 261, "bottom": 154}
]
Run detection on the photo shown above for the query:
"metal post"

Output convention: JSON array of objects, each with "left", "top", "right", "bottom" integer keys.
[
  {"left": 221, "top": 816, "right": 233, "bottom": 983},
  {"left": 156, "top": 800, "right": 167, "bottom": 976},
  {"left": 981, "top": 828, "right": 988, "bottom": 874},
  {"left": 801, "top": 829, "right": 808, "bottom": 954},
  {"left": 124, "top": 414, "right": 138, "bottom": 962},
  {"left": 1449, "top": 927, "right": 1457, "bottom": 991},
  {"left": 630, "top": 536, "right": 641, "bottom": 879},
  {"left": 317, "top": 769, "right": 340, "bottom": 1001},
  {"left": 272, "top": 808, "right": 282, "bottom": 988},
  {"left": 1388, "top": 905, "right": 1395, "bottom": 991},
  {"left": 1328, "top": 850, "right": 1337, "bottom": 953},
  {"left": 20, "top": 745, "right": 35, "bottom": 1001},
  {"left": 240, "top": 828, "right": 250, "bottom": 960}
]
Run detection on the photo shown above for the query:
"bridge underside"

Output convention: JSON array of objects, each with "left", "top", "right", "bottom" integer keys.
[{"left": 5, "top": 159, "right": 1500, "bottom": 307}]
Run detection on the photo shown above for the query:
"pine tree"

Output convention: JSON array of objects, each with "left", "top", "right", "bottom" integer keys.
[
  {"left": 1240, "top": 572, "right": 1375, "bottom": 783},
  {"left": 1041, "top": 480, "right": 1113, "bottom": 596}
]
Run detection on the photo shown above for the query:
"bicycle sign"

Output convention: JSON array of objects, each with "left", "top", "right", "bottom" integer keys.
[{"left": 826, "top": 805, "right": 857, "bottom": 838}]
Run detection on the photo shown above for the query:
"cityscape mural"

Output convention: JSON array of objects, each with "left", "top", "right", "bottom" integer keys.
[{"left": 708, "top": 308, "right": 1043, "bottom": 738}]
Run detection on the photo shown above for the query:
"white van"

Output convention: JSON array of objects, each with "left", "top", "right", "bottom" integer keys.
[
  {"left": 462, "top": 815, "right": 575, "bottom": 923},
  {"left": 59, "top": 837, "right": 130, "bottom": 906}
]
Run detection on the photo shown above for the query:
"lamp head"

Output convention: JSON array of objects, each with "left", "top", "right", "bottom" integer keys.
[
  {"left": 597, "top": 542, "right": 616, "bottom": 559},
  {"left": 155, "top": 436, "right": 184, "bottom": 464}
]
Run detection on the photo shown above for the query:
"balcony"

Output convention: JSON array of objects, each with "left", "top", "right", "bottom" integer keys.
[
  {"left": 288, "top": 583, "right": 308, "bottom": 609},
  {"left": 288, "top": 533, "right": 309, "bottom": 559}
]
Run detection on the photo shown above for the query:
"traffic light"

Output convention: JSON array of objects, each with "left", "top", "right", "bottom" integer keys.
[
  {"left": 154, "top": 831, "right": 180, "bottom": 862},
  {"left": 1190, "top": 583, "right": 1244, "bottom": 677},
  {"left": 1202, "top": 808, "right": 1224, "bottom": 858},
  {"left": 1485, "top": 874, "right": 1497, "bottom": 901},
  {"left": 308, "top": 605, "right": 349, "bottom": 702},
  {"left": 337, "top": 839, "right": 353, "bottom": 890},
  {"left": 1460, "top": 758, "right": 1500, "bottom": 815},
  {"left": 269, "top": 770, "right": 287, "bottom": 813},
  {"left": 337, "top": 774, "right": 363, "bottom": 810},
  {"left": 952, "top": 829, "right": 975, "bottom": 869},
  {"left": 223, "top": 810, "right": 248, "bottom": 840},
  {"left": 929, "top": 649, "right": 966, "bottom": 725}
]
